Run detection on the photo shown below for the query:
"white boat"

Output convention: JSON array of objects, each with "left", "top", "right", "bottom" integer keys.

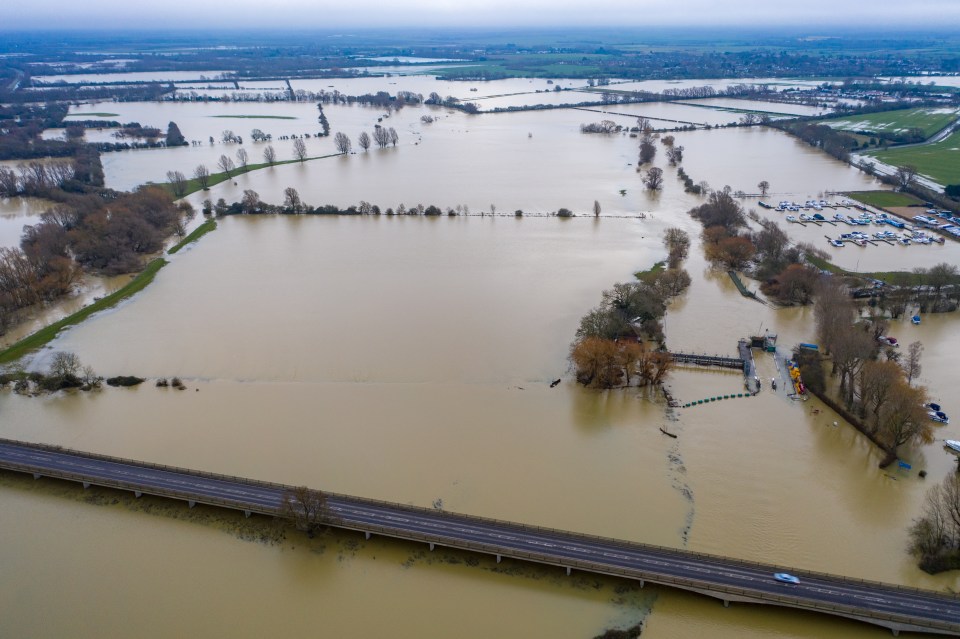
[{"left": 945, "top": 440, "right": 960, "bottom": 453}]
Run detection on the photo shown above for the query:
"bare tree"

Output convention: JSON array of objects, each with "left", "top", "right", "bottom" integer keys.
[
  {"left": 240, "top": 189, "right": 261, "bottom": 213},
  {"left": 372, "top": 126, "right": 390, "bottom": 149},
  {"left": 49, "top": 352, "right": 82, "bottom": 379},
  {"left": 357, "top": 131, "right": 371, "bottom": 152},
  {"left": 263, "top": 145, "right": 277, "bottom": 165},
  {"left": 283, "top": 187, "right": 302, "bottom": 213},
  {"left": 280, "top": 486, "right": 333, "bottom": 536},
  {"left": 236, "top": 147, "right": 248, "bottom": 168},
  {"left": 166, "top": 170, "right": 187, "bottom": 198},
  {"left": 758, "top": 180, "right": 770, "bottom": 197},
  {"left": 644, "top": 167, "right": 664, "bottom": 190},
  {"left": 334, "top": 132, "right": 352, "bottom": 154},
  {"left": 877, "top": 379, "right": 932, "bottom": 454},
  {"left": 388, "top": 127, "right": 398, "bottom": 147},
  {"left": 666, "top": 145, "right": 684, "bottom": 165},
  {"left": 663, "top": 227, "right": 690, "bottom": 267},
  {"left": 593, "top": 200, "right": 601, "bottom": 218},
  {"left": 217, "top": 154, "right": 235, "bottom": 178},
  {"left": 904, "top": 341, "right": 924, "bottom": 386},
  {"left": 193, "top": 164, "right": 211, "bottom": 190},
  {"left": 292, "top": 137, "right": 308, "bottom": 162},
  {"left": 908, "top": 473, "right": 960, "bottom": 569},
  {"left": 638, "top": 136, "right": 656, "bottom": 164},
  {"left": 221, "top": 129, "right": 236, "bottom": 143},
  {"left": 896, "top": 165, "right": 918, "bottom": 190}
]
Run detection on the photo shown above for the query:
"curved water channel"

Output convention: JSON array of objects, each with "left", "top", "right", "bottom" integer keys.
[{"left": 2, "top": 88, "right": 960, "bottom": 638}]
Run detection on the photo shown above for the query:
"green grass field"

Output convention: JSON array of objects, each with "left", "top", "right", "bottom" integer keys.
[
  {"left": 819, "top": 107, "right": 958, "bottom": 138},
  {"left": 844, "top": 190, "right": 924, "bottom": 208},
  {"left": 868, "top": 130, "right": 960, "bottom": 186},
  {"left": 0, "top": 259, "right": 168, "bottom": 364}
]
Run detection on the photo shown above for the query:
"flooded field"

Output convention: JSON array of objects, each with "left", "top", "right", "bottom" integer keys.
[
  {"left": 0, "top": 197, "right": 46, "bottom": 250},
  {"left": 4, "top": 79, "right": 960, "bottom": 638},
  {"left": 32, "top": 70, "right": 233, "bottom": 84},
  {"left": 676, "top": 98, "right": 828, "bottom": 117}
]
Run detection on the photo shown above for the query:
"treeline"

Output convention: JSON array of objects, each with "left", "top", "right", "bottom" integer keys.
[
  {"left": 2, "top": 83, "right": 171, "bottom": 105},
  {"left": 684, "top": 187, "right": 827, "bottom": 305},
  {"left": 800, "top": 277, "right": 933, "bottom": 466},
  {"left": 768, "top": 120, "right": 859, "bottom": 162},
  {"left": 201, "top": 190, "right": 586, "bottom": 218},
  {"left": 0, "top": 187, "right": 188, "bottom": 333},
  {"left": 568, "top": 229, "right": 693, "bottom": 389}
]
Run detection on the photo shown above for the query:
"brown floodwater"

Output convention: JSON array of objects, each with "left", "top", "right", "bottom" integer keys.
[{"left": 4, "top": 93, "right": 960, "bottom": 638}]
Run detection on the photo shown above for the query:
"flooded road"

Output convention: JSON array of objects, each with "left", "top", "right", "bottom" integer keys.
[{"left": 3, "top": 90, "right": 960, "bottom": 638}]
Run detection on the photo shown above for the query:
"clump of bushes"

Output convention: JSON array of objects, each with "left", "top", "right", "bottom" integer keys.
[{"left": 106, "top": 376, "right": 145, "bottom": 387}]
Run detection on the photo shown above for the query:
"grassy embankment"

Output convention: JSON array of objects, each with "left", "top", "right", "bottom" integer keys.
[
  {"left": 868, "top": 130, "right": 960, "bottom": 186},
  {"left": 160, "top": 154, "right": 338, "bottom": 199},
  {"left": 168, "top": 219, "right": 217, "bottom": 255},
  {"left": 0, "top": 258, "right": 168, "bottom": 364}
]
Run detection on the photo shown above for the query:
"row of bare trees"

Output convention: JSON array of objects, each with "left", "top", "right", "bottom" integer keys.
[
  {"left": 814, "top": 277, "right": 932, "bottom": 459},
  {"left": 0, "top": 161, "right": 76, "bottom": 197}
]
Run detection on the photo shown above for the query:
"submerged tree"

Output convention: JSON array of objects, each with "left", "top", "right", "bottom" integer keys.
[
  {"left": 334, "top": 132, "right": 352, "bottom": 154},
  {"left": 292, "top": 138, "right": 307, "bottom": 162},
  {"left": 280, "top": 486, "right": 333, "bottom": 536},
  {"left": 263, "top": 145, "right": 277, "bottom": 165},
  {"left": 358, "top": 131, "right": 371, "bottom": 152},
  {"left": 644, "top": 167, "right": 664, "bottom": 191},
  {"left": 165, "top": 121, "right": 186, "bottom": 147},
  {"left": 283, "top": 187, "right": 302, "bottom": 213}
]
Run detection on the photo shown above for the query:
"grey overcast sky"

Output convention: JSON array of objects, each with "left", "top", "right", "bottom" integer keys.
[{"left": 6, "top": 0, "right": 960, "bottom": 30}]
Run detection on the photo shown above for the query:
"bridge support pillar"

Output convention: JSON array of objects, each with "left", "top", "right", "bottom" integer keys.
[
  {"left": 429, "top": 543, "right": 435, "bottom": 551},
  {"left": 891, "top": 630, "right": 899, "bottom": 637},
  {"left": 244, "top": 510, "right": 251, "bottom": 518},
  {"left": 722, "top": 600, "right": 729, "bottom": 608},
  {"left": 566, "top": 567, "right": 571, "bottom": 576},
  {"left": 82, "top": 482, "right": 90, "bottom": 489},
  {"left": 365, "top": 531, "right": 371, "bottom": 540},
  {"left": 134, "top": 491, "right": 142, "bottom": 498},
  {"left": 32, "top": 473, "right": 40, "bottom": 480},
  {"left": 188, "top": 500, "right": 196, "bottom": 508},
  {"left": 496, "top": 555, "right": 501, "bottom": 564},
  {"left": 638, "top": 579, "right": 644, "bottom": 588}
]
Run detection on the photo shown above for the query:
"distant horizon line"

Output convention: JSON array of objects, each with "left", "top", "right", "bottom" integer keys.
[{"left": 1, "top": 25, "right": 958, "bottom": 35}]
